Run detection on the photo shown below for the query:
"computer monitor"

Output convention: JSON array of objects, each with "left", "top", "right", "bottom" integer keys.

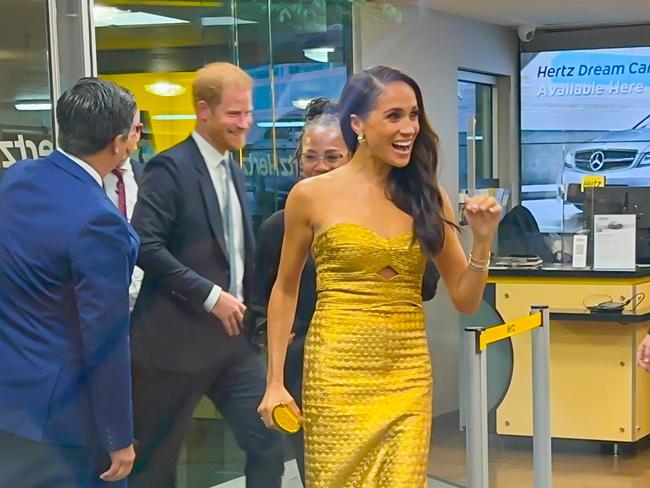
[{"left": 583, "top": 186, "right": 650, "bottom": 264}]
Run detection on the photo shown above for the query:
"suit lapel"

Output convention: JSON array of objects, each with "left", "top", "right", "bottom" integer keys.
[
  {"left": 187, "top": 138, "right": 229, "bottom": 261},
  {"left": 130, "top": 158, "right": 144, "bottom": 184}
]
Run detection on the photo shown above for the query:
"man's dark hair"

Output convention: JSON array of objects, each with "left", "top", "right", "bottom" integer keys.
[{"left": 56, "top": 78, "right": 137, "bottom": 157}]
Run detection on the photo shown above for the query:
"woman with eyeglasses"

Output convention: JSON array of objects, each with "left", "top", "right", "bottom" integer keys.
[
  {"left": 296, "top": 98, "right": 350, "bottom": 178},
  {"left": 246, "top": 97, "right": 349, "bottom": 485}
]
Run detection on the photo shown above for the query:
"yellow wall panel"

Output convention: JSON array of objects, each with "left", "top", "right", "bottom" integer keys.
[
  {"left": 101, "top": 71, "right": 197, "bottom": 152},
  {"left": 494, "top": 281, "right": 650, "bottom": 442}
]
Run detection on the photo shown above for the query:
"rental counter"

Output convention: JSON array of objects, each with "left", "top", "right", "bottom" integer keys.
[{"left": 488, "top": 267, "right": 650, "bottom": 443}]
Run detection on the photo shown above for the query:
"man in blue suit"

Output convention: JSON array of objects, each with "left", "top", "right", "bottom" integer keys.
[{"left": 0, "top": 78, "right": 141, "bottom": 487}]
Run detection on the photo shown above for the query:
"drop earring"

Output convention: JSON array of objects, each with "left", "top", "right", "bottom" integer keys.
[{"left": 357, "top": 134, "right": 366, "bottom": 144}]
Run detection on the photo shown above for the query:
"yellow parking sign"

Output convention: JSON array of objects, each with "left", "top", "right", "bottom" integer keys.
[{"left": 581, "top": 175, "right": 606, "bottom": 191}]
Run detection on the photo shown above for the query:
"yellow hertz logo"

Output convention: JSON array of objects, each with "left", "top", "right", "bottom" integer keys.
[
  {"left": 581, "top": 175, "right": 606, "bottom": 191},
  {"left": 479, "top": 312, "right": 542, "bottom": 350}
]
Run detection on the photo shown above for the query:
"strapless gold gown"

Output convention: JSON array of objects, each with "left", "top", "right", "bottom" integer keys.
[{"left": 303, "top": 222, "right": 432, "bottom": 487}]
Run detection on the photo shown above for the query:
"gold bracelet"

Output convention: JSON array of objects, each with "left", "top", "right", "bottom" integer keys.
[
  {"left": 469, "top": 251, "right": 490, "bottom": 265},
  {"left": 469, "top": 252, "right": 491, "bottom": 271},
  {"left": 469, "top": 260, "right": 490, "bottom": 271}
]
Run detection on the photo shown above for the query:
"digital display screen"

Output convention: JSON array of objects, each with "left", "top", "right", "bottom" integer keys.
[{"left": 520, "top": 47, "right": 650, "bottom": 233}]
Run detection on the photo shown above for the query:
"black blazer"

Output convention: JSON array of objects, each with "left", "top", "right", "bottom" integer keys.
[
  {"left": 131, "top": 137, "right": 255, "bottom": 372},
  {"left": 131, "top": 158, "right": 144, "bottom": 184},
  {"left": 247, "top": 211, "right": 316, "bottom": 342},
  {"left": 247, "top": 210, "right": 440, "bottom": 342}
]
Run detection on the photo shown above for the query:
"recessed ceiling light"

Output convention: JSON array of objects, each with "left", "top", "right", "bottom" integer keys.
[
  {"left": 291, "top": 98, "right": 314, "bottom": 110},
  {"left": 303, "top": 47, "right": 335, "bottom": 63},
  {"left": 257, "top": 121, "right": 305, "bottom": 128},
  {"left": 201, "top": 16, "right": 257, "bottom": 26},
  {"left": 145, "top": 82, "right": 186, "bottom": 97},
  {"left": 93, "top": 5, "right": 189, "bottom": 27},
  {"left": 152, "top": 114, "right": 197, "bottom": 120},
  {"left": 15, "top": 102, "right": 52, "bottom": 111}
]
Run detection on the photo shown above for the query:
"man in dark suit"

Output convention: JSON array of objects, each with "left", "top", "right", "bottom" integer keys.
[
  {"left": 129, "top": 62, "right": 283, "bottom": 487},
  {"left": 0, "top": 78, "right": 141, "bottom": 487}
]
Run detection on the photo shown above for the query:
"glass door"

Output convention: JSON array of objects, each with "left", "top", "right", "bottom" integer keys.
[
  {"left": 0, "top": 0, "right": 54, "bottom": 176},
  {"left": 458, "top": 74, "right": 497, "bottom": 192}
]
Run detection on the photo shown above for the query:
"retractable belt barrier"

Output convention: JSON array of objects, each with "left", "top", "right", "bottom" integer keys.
[{"left": 464, "top": 306, "right": 552, "bottom": 488}]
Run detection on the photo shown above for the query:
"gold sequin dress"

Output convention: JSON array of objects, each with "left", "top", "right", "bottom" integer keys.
[{"left": 303, "top": 222, "right": 432, "bottom": 487}]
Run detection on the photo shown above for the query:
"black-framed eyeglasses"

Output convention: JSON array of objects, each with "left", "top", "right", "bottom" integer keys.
[{"left": 300, "top": 153, "right": 345, "bottom": 167}]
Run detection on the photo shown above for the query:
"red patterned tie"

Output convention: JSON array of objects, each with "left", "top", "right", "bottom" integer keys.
[{"left": 111, "top": 168, "right": 127, "bottom": 218}]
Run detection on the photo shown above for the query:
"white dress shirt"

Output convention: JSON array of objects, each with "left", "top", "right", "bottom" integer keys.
[
  {"left": 103, "top": 157, "right": 144, "bottom": 312},
  {"left": 191, "top": 131, "right": 246, "bottom": 310},
  {"left": 104, "top": 158, "right": 139, "bottom": 221}
]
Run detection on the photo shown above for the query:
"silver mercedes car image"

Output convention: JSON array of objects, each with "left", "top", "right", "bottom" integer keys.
[{"left": 560, "top": 114, "right": 650, "bottom": 198}]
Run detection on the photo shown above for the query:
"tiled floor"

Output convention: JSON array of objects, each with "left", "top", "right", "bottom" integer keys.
[
  {"left": 176, "top": 418, "right": 247, "bottom": 487},
  {"left": 180, "top": 416, "right": 650, "bottom": 488},
  {"left": 212, "top": 461, "right": 455, "bottom": 488},
  {"left": 211, "top": 460, "right": 302, "bottom": 488},
  {"left": 179, "top": 417, "right": 457, "bottom": 488},
  {"left": 428, "top": 427, "right": 650, "bottom": 488}
]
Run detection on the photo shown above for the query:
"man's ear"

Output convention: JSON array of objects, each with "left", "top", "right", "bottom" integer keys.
[
  {"left": 196, "top": 100, "right": 212, "bottom": 122},
  {"left": 111, "top": 134, "right": 123, "bottom": 155}
]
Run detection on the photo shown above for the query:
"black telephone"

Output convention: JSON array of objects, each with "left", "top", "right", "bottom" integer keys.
[
  {"left": 586, "top": 300, "right": 628, "bottom": 313},
  {"left": 585, "top": 293, "right": 645, "bottom": 313}
]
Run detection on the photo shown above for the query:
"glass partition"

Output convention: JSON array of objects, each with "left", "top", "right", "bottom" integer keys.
[
  {"left": 95, "top": 0, "right": 351, "bottom": 233},
  {"left": 94, "top": 2, "right": 352, "bottom": 485},
  {"left": 0, "top": 0, "right": 53, "bottom": 177},
  {"left": 458, "top": 79, "right": 495, "bottom": 191}
]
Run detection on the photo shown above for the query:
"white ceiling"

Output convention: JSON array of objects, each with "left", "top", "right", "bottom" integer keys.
[{"left": 396, "top": 0, "right": 650, "bottom": 28}]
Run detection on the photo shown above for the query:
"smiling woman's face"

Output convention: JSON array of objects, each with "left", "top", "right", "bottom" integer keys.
[
  {"left": 352, "top": 81, "right": 420, "bottom": 168},
  {"left": 300, "top": 124, "right": 350, "bottom": 178}
]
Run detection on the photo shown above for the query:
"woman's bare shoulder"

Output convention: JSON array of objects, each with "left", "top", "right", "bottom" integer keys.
[{"left": 289, "top": 171, "right": 345, "bottom": 200}]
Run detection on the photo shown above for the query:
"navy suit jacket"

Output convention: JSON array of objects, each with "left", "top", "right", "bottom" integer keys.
[
  {"left": 0, "top": 150, "right": 139, "bottom": 451},
  {"left": 131, "top": 157, "right": 144, "bottom": 184}
]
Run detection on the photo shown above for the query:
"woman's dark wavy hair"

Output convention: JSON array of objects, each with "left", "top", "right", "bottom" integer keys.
[
  {"left": 339, "top": 65, "right": 453, "bottom": 257},
  {"left": 293, "top": 97, "right": 341, "bottom": 163}
]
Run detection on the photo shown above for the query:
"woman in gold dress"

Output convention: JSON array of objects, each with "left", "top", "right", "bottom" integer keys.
[{"left": 258, "top": 66, "right": 501, "bottom": 487}]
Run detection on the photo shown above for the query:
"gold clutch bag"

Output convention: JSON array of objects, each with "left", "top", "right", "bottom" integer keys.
[{"left": 272, "top": 403, "right": 302, "bottom": 434}]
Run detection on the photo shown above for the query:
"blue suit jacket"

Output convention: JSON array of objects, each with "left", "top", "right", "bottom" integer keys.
[{"left": 0, "top": 150, "right": 139, "bottom": 451}]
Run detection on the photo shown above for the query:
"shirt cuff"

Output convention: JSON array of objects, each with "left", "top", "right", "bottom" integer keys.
[
  {"left": 203, "top": 285, "right": 222, "bottom": 313},
  {"left": 128, "top": 266, "right": 144, "bottom": 312}
]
